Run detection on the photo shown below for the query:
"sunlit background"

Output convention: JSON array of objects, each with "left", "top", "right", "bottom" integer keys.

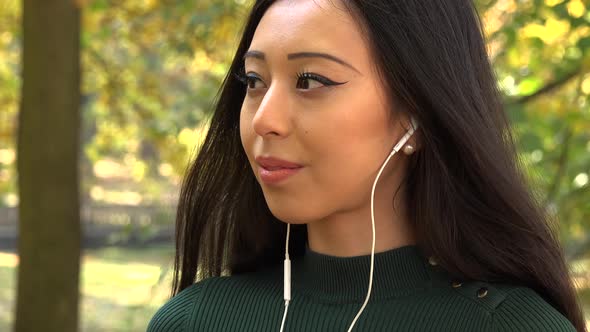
[{"left": 0, "top": 0, "right": 589, "bottom": 330}]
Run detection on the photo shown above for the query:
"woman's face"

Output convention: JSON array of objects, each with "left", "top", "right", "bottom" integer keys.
[{"left": 240, "top": 0, "right": 411, "bottom": 224}]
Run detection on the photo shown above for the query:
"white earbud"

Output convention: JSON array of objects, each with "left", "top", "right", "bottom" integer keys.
[
  {"left": 280, "top": 116, "right": 419, "bottom": 332},
  {"left": 392, "top": 116, "right": 419, "bottom": 155}
]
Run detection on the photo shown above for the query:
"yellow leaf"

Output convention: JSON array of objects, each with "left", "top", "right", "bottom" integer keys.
[
  {"left": 567, "top": 0, "right": 586, "bottom": 18},
  {"left": 545, "top": 0, "right": 565, "bottom": 6},
  {"left": 581, "top": 74, "right": 590, "bottom": 95},
  {"left": 545, "top": 18, "right": 571, "bottom": 43}
]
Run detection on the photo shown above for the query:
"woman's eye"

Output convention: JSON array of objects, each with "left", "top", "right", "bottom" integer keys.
[
  {"left": 296, "top": 76, "right": 324, "bottom": 90},
  {"left": 246, "top": 76, "right": 265, "bottom": 89},
  {"left": 296, "top": 72, "right": 347, "bottom": 90},
  {"left": 234, "top": 71, "right": 266, "bottom": 90},
  {"left": 234, "top": 70, "right": 347, "bottom": 92},
  {"left": 239, "top": 72, "right": 266, "bottom": 89}
]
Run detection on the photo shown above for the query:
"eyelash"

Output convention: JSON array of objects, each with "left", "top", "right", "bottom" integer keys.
[{"left": 233, "top": 69, "right": 346, "bottom": 90}]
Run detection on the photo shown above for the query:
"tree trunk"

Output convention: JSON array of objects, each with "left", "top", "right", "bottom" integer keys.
[{"left": 15, "top": 0, "right": 81, "bottom": 331}]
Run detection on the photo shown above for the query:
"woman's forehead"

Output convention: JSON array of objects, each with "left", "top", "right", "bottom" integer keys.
[{"left": 248, "top": 0, "right": 368, "bottom": 67}]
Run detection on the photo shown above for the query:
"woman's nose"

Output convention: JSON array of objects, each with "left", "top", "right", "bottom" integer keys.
[{"left": 252, "top": 83, "right": 291, "bottom": 138}]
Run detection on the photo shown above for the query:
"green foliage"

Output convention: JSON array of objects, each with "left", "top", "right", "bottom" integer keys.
[
  {"left": 76, "top": 0, "right": 250, "bottom": 206},
  {"left": 0, "top": 1, "right": 20, "bottom": 206},
  {"left": 477, "top": 0, "right": 590, "bottom": 254}
]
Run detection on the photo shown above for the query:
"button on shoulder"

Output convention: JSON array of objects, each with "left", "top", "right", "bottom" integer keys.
[{"left": 450, "top": 280, "right": 507, "bottom": 311}]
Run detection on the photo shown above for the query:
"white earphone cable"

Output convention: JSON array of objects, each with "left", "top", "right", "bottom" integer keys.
[
  {"left": 280, "top": 223, "right": 291, "bottom": 332},
  {"left": 346, "top": 118, "right": 418, "bottom": 331},
  {"left": 280, "top": 118, "right": 418, "bottom": 331}
]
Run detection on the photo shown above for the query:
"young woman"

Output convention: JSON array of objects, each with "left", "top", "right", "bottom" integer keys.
[{"left": 147, "top": 0, "right": 586, "bottom": 331}]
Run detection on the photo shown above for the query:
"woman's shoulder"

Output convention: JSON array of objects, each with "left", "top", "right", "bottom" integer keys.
[
  {"left": 147, "top": 280, "right": 207, "bottom": 332},
  {"left": 146, "top": 278, "right": 211, "bottom": 332},
  {"left": 491, "top": 284, "right": 577, "bottom": 332},
  {"left": 146, "top": 266, "right": 282, "bottom": 332},
  {"left": 449, "top": 280, "right": 577, "bottom": 332}
]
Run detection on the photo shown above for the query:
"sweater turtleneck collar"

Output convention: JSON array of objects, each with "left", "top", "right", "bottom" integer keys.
[{"left": 291, "top": 244, "right": 439, "bottom": 303}]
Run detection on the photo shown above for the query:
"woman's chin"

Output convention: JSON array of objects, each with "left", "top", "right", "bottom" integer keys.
[{"left": 267, "top": 206, "right": 314, "bottom": 225}]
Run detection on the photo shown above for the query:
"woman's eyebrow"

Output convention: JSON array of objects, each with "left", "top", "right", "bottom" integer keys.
[{"left": 243, "top": 50, "right": 361, "bottom": 74}]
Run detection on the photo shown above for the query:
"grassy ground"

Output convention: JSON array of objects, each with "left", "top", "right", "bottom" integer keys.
[{"left": 0, "top": 245, "right": 175, "bottom": 332}]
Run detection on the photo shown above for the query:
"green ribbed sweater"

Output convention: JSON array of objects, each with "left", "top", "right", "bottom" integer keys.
[{"left": 147, "top": 245, "right": 577, "bottom": 331}]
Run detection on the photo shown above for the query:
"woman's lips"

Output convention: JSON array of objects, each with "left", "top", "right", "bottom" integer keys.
[
  {"left": 258, "top": 166, "right": 303, "bottom": 184},
  {"left": 255, "top": 156, "right": 303, "bottom": 169}
]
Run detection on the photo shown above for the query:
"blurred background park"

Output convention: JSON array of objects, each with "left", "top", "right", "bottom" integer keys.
[{"left": 0, "top": 0, "right": 589, "bottom": 331}]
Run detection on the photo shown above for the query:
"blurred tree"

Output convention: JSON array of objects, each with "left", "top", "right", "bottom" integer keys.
[
  {"left": 79, "top": 0, "right": 245, "bottom": 182},
  {"left": 475, "top": 0, "right": 590, "bottom": 257},
  {"left": 14, "top": 0, "right": 81, "bottom": 331},
  {"left": 0, "top": 1, "right": 20, "bottom": 205}
]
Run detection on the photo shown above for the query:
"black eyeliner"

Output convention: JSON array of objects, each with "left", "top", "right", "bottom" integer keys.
[
  {"left": 234, "top": 69, "right": 348, "bottom": 89},
  {"left": 295, "top": 71, "right": 347, "bottom": 86}
]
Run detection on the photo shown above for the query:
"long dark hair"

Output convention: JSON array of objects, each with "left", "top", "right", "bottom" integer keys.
[{"left": 171, "top": 0, "right": 585, "bottom": 330}]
